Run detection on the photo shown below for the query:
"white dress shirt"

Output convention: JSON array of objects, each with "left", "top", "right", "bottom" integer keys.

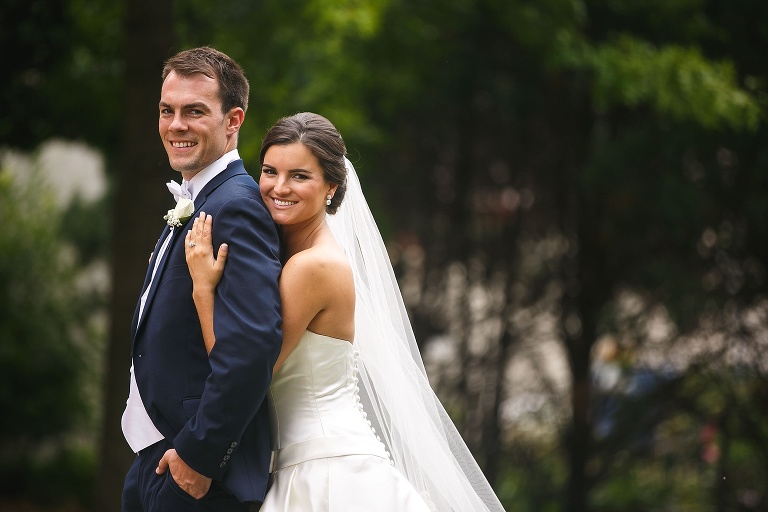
[{"left": 121, "top": 150, "right": 241, "bottom": 452}]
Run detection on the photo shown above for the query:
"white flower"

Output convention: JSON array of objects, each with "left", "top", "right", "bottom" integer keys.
[{"left": 163, "top": 197, "right": 195, "bottom": 227}]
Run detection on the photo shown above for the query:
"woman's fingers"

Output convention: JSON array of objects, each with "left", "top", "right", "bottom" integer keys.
[
  {"left": 185, "top": 213, "right": 221, "bottom": 267},
  {"left": 185, "top": 216, "right": 203, "bottom": 263},
  {"left": 200, "top": 213, "right": 213, "bottom": 243},
  {"left": 195, "top": 212, "right": 205, "bottom": 237},
  {"left": 214, "top": 244, "right": 228, "bottom": 273},
  {"left": 184, "top": 213, "right": 226, "bottom": 289},
  {"left": 186, "top": 215, "right": 206, "bottom": 248},
  {"left": 188, "top": 213, "right": 212, "bottom": 242}
]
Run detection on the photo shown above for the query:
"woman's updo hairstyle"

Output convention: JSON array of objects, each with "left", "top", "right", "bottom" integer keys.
[{"left": 259, "top": 112, "right": 347, "bottom": 214}]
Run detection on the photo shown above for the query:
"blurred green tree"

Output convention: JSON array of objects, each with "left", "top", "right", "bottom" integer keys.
[
  {"left": 0, "top": 0, "right": 123, "bottom": 149},
  {"left": 0, "top": 168, "right": 94, "bottom": 506}
]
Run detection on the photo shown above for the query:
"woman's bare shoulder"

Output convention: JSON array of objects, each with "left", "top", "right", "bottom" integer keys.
[{"left": 283, "top": 241, "right": 352, "bottom": 281}]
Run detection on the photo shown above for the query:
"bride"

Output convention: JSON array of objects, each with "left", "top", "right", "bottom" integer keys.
[{"left": 185, "top": 112, "right": 506, "bottom": 511}]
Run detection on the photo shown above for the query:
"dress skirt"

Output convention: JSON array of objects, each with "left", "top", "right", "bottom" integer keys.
[{"left": 261, "top": 454, "right": 431, "bottom": 512}]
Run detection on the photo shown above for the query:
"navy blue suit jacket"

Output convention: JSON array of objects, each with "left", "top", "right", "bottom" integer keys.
[{"left": 131, "top": 159, "right": 282, "bottom": 505}]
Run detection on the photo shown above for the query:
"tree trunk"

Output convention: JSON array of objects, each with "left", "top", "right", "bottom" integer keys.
[
  {"left": 565, "top": 312, "right": 595, "bottom": 512},
  {"left": 564, "top": 190, "right": 605, "bottom": 512},
  {"left": 481, "top": 324, "right": 513, "bottom": 489},
  {"left": 556, "top": 73, "right": 602, "bottom": 512},
  {"left": 92, "top": 1, "right": 174, "bottom": 510}
]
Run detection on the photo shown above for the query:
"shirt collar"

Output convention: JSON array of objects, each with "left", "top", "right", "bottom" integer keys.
[{"left": 184, "top": 149, "right": 240, "bottom": 201}]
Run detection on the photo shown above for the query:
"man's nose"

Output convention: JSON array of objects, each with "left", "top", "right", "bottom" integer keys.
[{"left": 169, "top": 113, "right": 187, "bottom": 131}]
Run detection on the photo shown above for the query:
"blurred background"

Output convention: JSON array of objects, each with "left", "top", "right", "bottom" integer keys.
[{"left": 2, "top": 0, "right": 767, "bottom": 511}]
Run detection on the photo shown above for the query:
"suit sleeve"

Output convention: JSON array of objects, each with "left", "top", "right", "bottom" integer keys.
[{"left": 173, "top": 194, "right": 282, "bottom": 480}]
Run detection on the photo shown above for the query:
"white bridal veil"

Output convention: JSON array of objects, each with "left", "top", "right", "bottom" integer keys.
[{"left": 326, "top": 158, "right": 506, "bottom": 512}]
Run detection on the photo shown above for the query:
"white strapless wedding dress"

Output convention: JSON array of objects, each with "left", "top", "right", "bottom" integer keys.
[{"left": 261, "top": 330, "right": 431, "bottom": 511}]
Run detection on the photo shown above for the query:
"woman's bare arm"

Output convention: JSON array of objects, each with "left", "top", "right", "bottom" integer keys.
[{"left": 185, "top": 213, "right": 228, "bottom": 354}]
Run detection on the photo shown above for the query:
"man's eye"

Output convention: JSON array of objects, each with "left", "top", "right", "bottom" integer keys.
[{"left": 160, "top": 108, "right": 172, "bottom": 115}]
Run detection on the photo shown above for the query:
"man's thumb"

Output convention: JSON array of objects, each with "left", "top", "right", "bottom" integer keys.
[{"left": 156, "top": 453, "right": 170, "bottom": 475}]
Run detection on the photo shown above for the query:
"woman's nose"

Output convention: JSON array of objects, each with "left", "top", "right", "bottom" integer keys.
[{"left": 273, "top": 177, "right": 289, "bottom": 194}]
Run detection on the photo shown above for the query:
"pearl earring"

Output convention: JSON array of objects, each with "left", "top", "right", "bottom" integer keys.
[{"left": 326, "top": 195, "right": 332, "bottom": 206}]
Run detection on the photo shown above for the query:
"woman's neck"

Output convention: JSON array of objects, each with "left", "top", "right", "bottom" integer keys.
[{"left": 281, "top": 214, "right": 328, "bottom": 259}]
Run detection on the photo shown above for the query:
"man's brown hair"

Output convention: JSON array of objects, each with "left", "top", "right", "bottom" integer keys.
[{"left": 162, "top": 46, "right": 249, "bottom": 114}]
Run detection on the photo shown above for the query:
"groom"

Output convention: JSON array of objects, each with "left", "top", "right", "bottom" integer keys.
[{"left": 121, "top": 46, "right": 282, "bottom": 511}]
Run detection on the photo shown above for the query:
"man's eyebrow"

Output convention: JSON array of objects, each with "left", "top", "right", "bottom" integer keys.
[
  {"left": 183, "top": 102, "right": 211, "bottom": 111},
  {"left": 158, "top": 101, "right": 211, "bottom": 110}
]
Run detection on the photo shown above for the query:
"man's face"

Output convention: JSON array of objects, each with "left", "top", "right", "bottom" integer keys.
[{"left": 159, "top": 71, "right": 238, "bottom": 177}]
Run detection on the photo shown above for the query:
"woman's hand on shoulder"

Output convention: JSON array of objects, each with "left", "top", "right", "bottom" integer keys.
[{"left": 185, "top": 212, "right": 228, "bottom": 294}]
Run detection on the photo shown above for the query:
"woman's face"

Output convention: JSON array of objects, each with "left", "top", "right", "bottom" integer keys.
[{"left": 259, "top": 142, "right": 336, "bottom": 227}]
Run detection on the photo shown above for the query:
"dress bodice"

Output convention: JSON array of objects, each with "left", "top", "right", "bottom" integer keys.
[{"left": 268, "top": 331, "right": 389, "bottom": 471}]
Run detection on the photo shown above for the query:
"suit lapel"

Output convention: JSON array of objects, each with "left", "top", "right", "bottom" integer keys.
[
  {"left": 131, "top": 159, "right": 248, "bottom": 340},
  {"left": 134, "top": 225, "right": 185, "bottom": 337},
  {"left": 131, "top": 225, "right": 171, "bottom": 339}
]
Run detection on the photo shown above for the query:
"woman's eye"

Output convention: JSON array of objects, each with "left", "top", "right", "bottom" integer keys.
[
  {"left": 261, "top": 168, "right": 276, "bottom": 175},
  {"left": 293, "top": 173, "right": 308, "bottom": 180}
]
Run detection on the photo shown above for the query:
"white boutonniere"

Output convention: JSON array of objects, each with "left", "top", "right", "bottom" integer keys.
[{"left": 163, "top": 198, "right": 195, "bottom": 227}]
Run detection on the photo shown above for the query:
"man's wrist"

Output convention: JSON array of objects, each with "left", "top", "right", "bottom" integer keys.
[{"left": 192, "top": 287, "right": 216, "bottom": 302}]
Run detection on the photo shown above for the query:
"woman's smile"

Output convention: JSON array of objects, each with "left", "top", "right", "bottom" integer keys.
[{"left": 271, "top": 198, "right": 298, "bottom": 207}]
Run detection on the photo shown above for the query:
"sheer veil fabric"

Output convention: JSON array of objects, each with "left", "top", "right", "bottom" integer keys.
[{"left": 326, "top": 158, "right": 506, "bottom": 512}]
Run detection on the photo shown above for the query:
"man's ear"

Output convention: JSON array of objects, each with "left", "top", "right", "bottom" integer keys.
[{"left": 226, "top": 107, "right": 245, "bottom": 135}]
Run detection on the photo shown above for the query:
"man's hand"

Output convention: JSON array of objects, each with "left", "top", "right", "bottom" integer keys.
[{"left": 156, "top": 448, "right": 212, "bottom": 499}]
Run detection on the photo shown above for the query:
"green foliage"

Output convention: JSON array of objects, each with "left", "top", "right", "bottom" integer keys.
[
  {"left": 488, "top": 0, "right": 588, "bottom": 59},
  {"left": 61, "top": 194, "right": 113, "bottom": 265},
  {"left": 501, "top": 439, "right": 567, "bottom": 511},
  {"left": 592, "top": 462, "right": 709, "bottom": 512},
  {"left": 0, "top": 0, "right": 123, "bottom": 150},
  {"left": 577, "top": 36, "right": 761, "bottom": 130},
  {"left": 585, "top": 0, "right": 713, "bottom": 43},
  {"left": 0, "top": 446, "right": 95, "bottom": 507},
  {"left": 0, "top": 168, "right": 91, "bottom": 463},
  {"left": 587, "top": 366, "right": 768, "bottom": 511},
  {"left": 304, "top": 0, "right": 389, "bottom": 39},
  {"left": 0, "top": 0, "right": 72, "bottom": 147}
]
